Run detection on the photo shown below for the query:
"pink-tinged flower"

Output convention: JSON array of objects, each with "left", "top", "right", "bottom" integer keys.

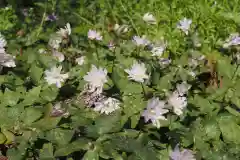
[
  {"left": 124, "top": 62, "right": 149, "bottom": 83},
  {"left": 142, "top": 97, "right": 169, "bottom": 128},
  {"left": 177, "top": 18, "right": 192, "bottom": 35},
  {"left": 132, "top": 35, "right": 150, "bottom": 46},
  {"left": 88, "top": 30, "right": 102, "bottom": 41},
  {"left": 223, "top": 33, "right": 240, "bottom": 48},
  {"left": 170, "top": 145, "right": 196, "bottom": 160}
]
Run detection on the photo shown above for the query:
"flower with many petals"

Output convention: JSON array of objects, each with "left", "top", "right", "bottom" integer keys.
[
  {"left": 44, "top": 66, "right": 69, "bottom": 88},
  {"left": 125, "top": 62, "right": 149, "bottom": 83},
  {"left": 83, "top": 65, "right": 108, "bottom": 92},
  {"left": 56, "top": 23, "right": 71, "bottom": 38},
  {"left": 223, "top": 33, "right": 240, "bottom": 48},
  {"left": 176, "top": 82, "right": 191, "bottom": 96},
  {"left": 143, "top": 13, "right": 157, "bottom": 24},
  {"left": 94, "top": 97, "right": 121, "bottom": 115},
  {"left": 177, "top": 18, "right": 192, "bottom": 35},
  {"left": 88, "top": 30, "right": 102, "bottom": 41},
  {"left": 170, "top": 145, "right": 196, "bottom": 160},
  {"left": 132, "top": 35, "right": 149, "bottom": 46},
  {"left": 142, "top": 97, "right": 169, "bottom": 128},
  {"left": 168, "top": 91, "right": 187, "bottom": 115}
]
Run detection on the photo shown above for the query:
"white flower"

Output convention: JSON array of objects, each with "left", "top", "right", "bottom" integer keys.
[
  {"left": 170, "top": 145, "right": 196, "bottom": 160},
  {"left": 0, "top": 33, "right": 7, "bottom": 48},
  {"left": 114, "top": 24, "right": 129, "bottom": 35},
  {"left": 177, "top": 18, "right": 192, "bottom": 35},
  {"left": 44, "top": 66, "right": 69, "bottom": 88},
  {"left": 75, "top": 56, "right": 85, "bottom": 65},
  {"left": 52, "top": 50, "right": 65, "bottom": 62},
  {"left": 143, "top": 13, "right": 157, "bottom": 24},
  {"left": 48, "top": 35, "right": 62, "bottom": 49},
  {"left": 83, "top": 65, "right": 108, "bottom": 91},
  {"left": 168, "top": 91, "right": 187, "bottom": 115},
  {"left": 56, "top": 23, "right": 71, "bottom": 38},
  {"left": 0, "top": 54, "right": 16, "bottom": 67},
  {"left": 132, "top": 35, "right": 149, "bottom": 46},
  {"left": 124, "top": 62, "right": 149, "bottom": 83},
  {"left": 94, "top": 97, "right": 120, "bottom": 114},
  {"left": 142, "top": 98, "right": 169, "bottom": 128},
  {"left": 151, "top": 46, "right": 166, "bottom": 57},
  {"left": 223, "top": 33, "right": 240, "bottom": 48},
  {"left": 176, "top": 82, "right": 191, "bottom": 96},
  {"left": 88, "top": 30, "right": 102, "bottom": 41}
]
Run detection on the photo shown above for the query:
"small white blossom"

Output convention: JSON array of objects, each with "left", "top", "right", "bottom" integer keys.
[
  {"left": 125, "top": 62, "right": 149, "bottom": 83},
  {"left": 223, "top": 33, "right": 240, "bottom": 48},
  {"left": 170, "top": 145, "right": 196, "bottom": 160},
  {"left": 0, "top": 33, "right": 7, "bottom": 48},
  {"left": 132, "top": 35, "right": 149, "bottom": 46},
  {"left": 75, "top": 56, "right": 85, "bottom": 65},
  {"left": 168, "top": 91, "right": 187, "bottom": 115},
  {"left": 88, "top": 30, "right": 102, "bottom": 41},
  {"left": 142, "top": 98, "right": 169, "bottom": 128},
  {"left": 114, "top": 24, "right": 129, "bottom": 35},
  {"left": 176, "top": 82, "right": 191, "bottom": 96},
  {"left": 0, "top": 34, "right": 16, "bottom": 68},
  {"left": 151, "top": 45, "right": 166, "bottom": 57},
  {"left": 44, "top": 66, "right": 69, "bottom": 88},
  {"left": 48, "top": 35, "right": 62, "bottom": 49},
  {"left": 52, "top": 50, "right": 65, "bottom": 62},
  {"left": 83, "top": 65, "right": 108, "bottom": 92},
  {"left": 177, "top": 18, "right": 192, "bottom": 35},
  {"left": 143, "top": 13, "right": 157, "bottom": 24},
  {"left": 56, "top": 23, "right": 71, "bottom": 38},
  {"left": 94, "top": 97, "right": 120, "bottom": 114}
]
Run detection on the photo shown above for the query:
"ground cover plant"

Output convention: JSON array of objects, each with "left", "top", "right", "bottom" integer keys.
[{"left": 0, "top": 0, "right": 240, "bottom": 159}]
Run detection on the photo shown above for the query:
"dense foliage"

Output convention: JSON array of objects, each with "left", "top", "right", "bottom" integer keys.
[{"left": 0, "top": 0, "right": 240, "bottom": 159}]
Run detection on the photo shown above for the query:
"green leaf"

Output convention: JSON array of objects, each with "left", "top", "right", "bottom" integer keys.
[
  {"left": 40, "top": 86, "right": 58, "bottom": 102},
  {"left": 203, "top": 118, "right": 221, "bottom": 140},
  {"left": 32, "top": 117, "right": 61, "bottom": 131},
  {"left": 156, "top": 72, "right": 174, "bottom": 91},
  {"left": 123, "top": 95, "right": 146, "bottom": 116},
  {"left": 45, "top": 128, "right": 74, "bottom": 146},
  {"left": 123, "top": 82, "right": 143, "bottom": 95},
  {"left": 86, "top": 112, "right": 123, "bottom": 137},
  {"left": 1, "top": 89, "right": 20, "bottom": 107},
  {"left": 23, "top": 107, "right": 42, "bottom": 125},
  {"left": 191, "top": 95, "right": 218, "bottom": 114},
  {"left": 0, "top": 133, "right": 6, "bottom": 144},
  {"left": 54, "top": 138, "right": 92, "bottom": 157},
  {"left": 39, "top": 143, "right": 54, "bottom": 160},
  {"left": 112, "top": 67, "right": 129, "bottom": 91},
  {"left": 217, "top": 113, "right": 240, "bottom": 144},
  {"left": 29, "top": 64, "right": 43, "bottom": 84},
  {"left": 21, "top": 86, "right": 41, "bottom": 106},
  {"left": 83, "top": 149, "right": 99, "bottom": 160}
]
